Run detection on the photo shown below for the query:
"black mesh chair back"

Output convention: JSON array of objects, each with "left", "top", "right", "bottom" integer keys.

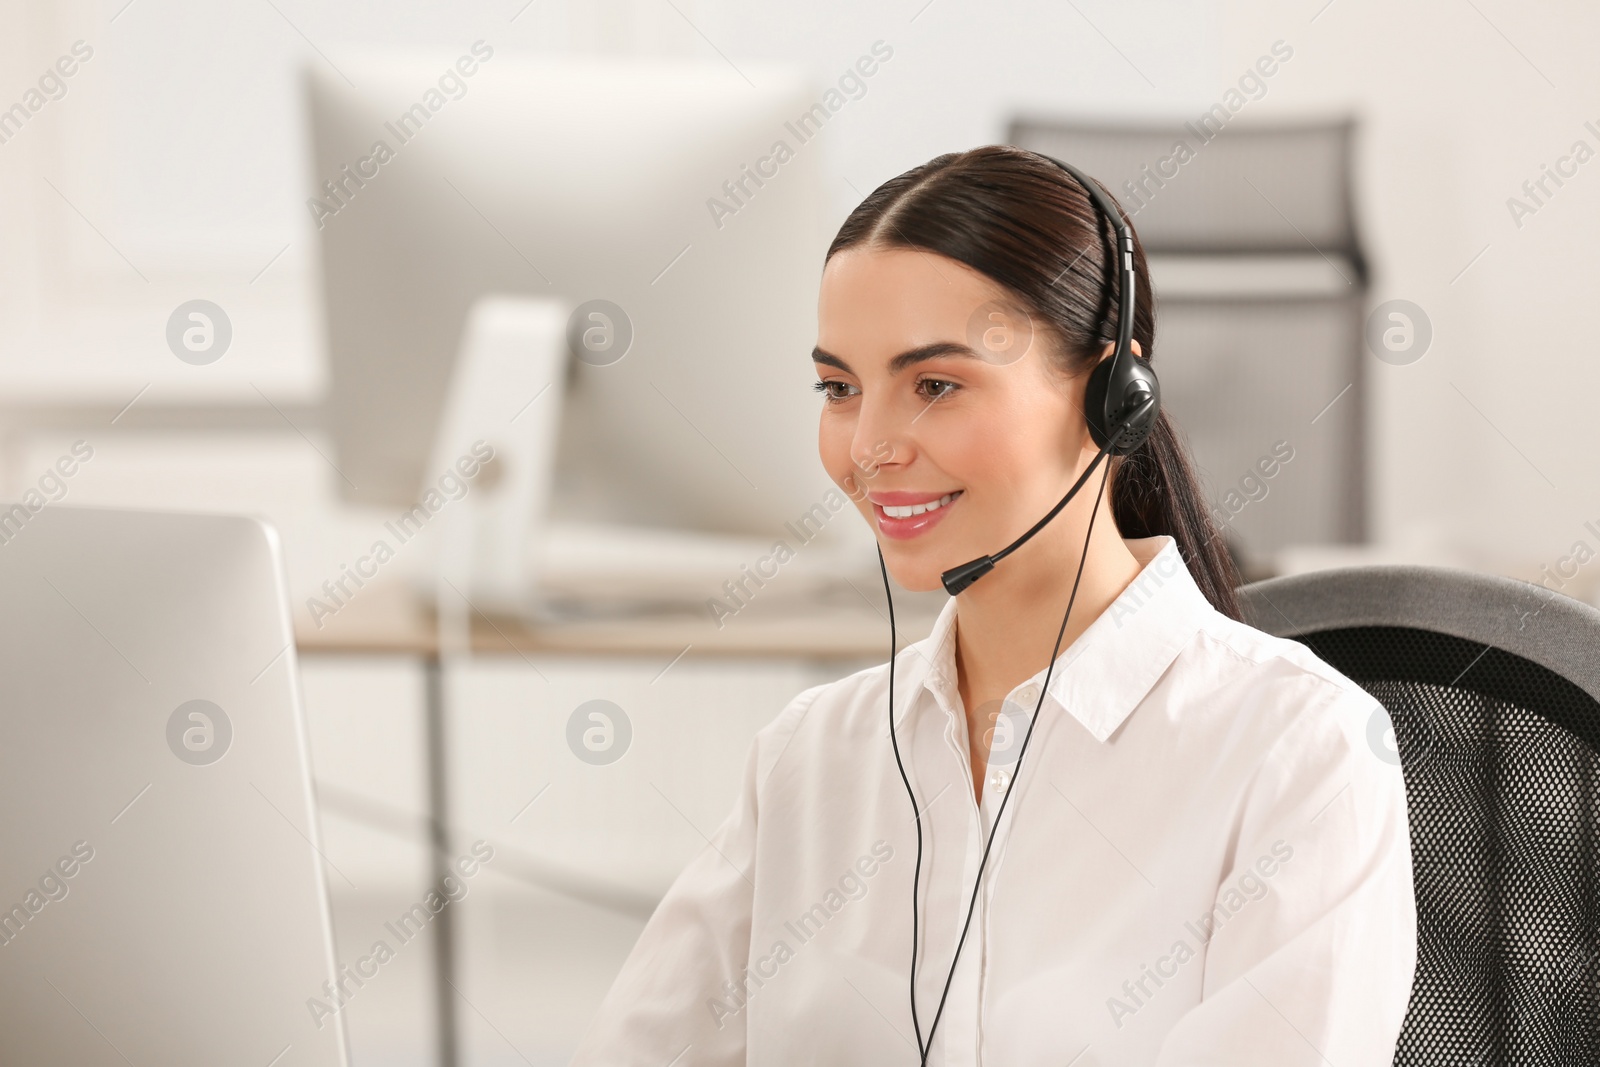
[{"left": 1238, "top": 565, "right": 1600, "bottom": 1065}]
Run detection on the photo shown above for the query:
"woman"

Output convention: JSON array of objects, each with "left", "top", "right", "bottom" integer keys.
[{"left": 571, "top": 146, "right": 1417, "bottom": 1065}]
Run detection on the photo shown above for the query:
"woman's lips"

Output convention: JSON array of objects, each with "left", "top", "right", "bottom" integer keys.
[{"left": 872, "top": 490, "right": 964, "bottom": 541}]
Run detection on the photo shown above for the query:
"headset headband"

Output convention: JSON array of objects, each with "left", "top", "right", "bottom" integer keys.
[{"left": 1039, "top": 155, "right": 1138, "bottom": 390}]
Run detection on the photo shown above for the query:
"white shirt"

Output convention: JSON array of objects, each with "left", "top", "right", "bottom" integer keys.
[{"left": 570, "top": 534, "right": 1418, "bottom": 1066}]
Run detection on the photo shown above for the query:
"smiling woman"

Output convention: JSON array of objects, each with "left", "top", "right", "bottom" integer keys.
[{"left": 571, "top": 146, "right": 1418, "bottom": 1067}]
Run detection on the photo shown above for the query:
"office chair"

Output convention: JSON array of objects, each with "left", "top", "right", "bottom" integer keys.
[
  {"left": 1008, "top": 116, "right": 1368, "bottom": 569},
  {"left": 1238, "top": 565, "right": 1600, "bottom": 1065}
]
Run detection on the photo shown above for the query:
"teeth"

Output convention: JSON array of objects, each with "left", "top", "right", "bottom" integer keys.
[{"left": 882, "top": 492, "right": 958, "bottom": 519}]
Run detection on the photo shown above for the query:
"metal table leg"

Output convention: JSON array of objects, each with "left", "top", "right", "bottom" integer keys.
[{"left": 423, "top": 655, "right": 459, "bottom": 1067}]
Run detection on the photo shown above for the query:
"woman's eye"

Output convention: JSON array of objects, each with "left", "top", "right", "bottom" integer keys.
[
  {"left": 812, "top": 379, "right": 858, "bottom": 403},
  {"left": 811, "top": 378, "right": 957, "bottom": 404}
]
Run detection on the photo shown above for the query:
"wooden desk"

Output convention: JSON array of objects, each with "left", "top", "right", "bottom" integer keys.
[{"left": 295, "top": 575, "right": 944, "bottom": 658}]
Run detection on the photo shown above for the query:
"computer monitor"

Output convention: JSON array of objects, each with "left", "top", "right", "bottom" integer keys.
[
  {"left": 306, "top": 52, "right": 846, "bottom": 544},
  {"left": 0, "top": 504, "right": 347, "bottom": 1066}
]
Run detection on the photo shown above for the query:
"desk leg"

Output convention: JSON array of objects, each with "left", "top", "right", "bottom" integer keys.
[{"left": 424, "top": 656, "right": 460, "bottom": 1067}]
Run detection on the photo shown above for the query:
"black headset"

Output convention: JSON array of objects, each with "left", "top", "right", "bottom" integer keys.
[
  {"left": 937, "top": 154, "right": 1161, "bottom": 598},
  {"left": 872, "top": 153, "right": 1161, "bottom": 1064}
]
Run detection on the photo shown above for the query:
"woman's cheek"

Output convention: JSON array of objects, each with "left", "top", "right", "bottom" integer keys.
[
  {"left": 820, "top": 449, "right": 857, "bottom": 503},
  {"left": 837, "top": 466, "right": 862, "bottom": 501}
]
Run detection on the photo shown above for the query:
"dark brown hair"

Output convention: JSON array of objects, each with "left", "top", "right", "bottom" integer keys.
[{"left": 826, "top": 144, "right": 1243, "bottom": 620}]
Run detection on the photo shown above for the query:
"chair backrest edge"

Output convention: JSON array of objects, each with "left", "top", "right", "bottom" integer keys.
[{"left": 1237, "top": 564, "right": 1600, "bottom": 705}]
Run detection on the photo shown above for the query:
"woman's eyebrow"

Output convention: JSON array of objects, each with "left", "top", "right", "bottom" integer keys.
[{"left": 811, "top": 342, "right": 978, "bottom": 375}]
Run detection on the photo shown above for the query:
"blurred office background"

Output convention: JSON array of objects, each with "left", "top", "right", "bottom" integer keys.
[{"left": 2, "top": 0, "right": 1598, "bottom": 1064}]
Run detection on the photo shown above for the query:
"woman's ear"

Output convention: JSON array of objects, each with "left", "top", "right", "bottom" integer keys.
[{"left": 1097, "top": 339, "right": 1144, "bottom": 359}]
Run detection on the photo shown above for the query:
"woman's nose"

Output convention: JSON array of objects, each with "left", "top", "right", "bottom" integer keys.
[{"left": 849, "top": 396, "right": 911, "bottom": 480}]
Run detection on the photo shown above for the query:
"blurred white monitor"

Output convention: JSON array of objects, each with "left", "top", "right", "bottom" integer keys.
[
  {"left": 420, "top": 293, "right": 878, "bottom": 620},
  {"left": 305, "top": 52, "right": 848, "bottom": 548},
  {"left": 0, "top": 505, "right": 347, "bottom": 1066}
]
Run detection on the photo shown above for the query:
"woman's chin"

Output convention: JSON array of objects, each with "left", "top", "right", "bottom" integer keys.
[
  {"left": 878, "top": 556, "right": 957, "bottom": 596},
  {"left": 898, "top": 575, "right": 946, "bottom": 595},
  {"left": 875, "top": 526, "right": 985, "bottom": 595}
]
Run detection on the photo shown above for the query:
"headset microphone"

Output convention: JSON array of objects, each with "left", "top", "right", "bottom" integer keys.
[
  {"left": 937, "top": 394, "right": 1154, "bottom": 596},
  {"left": 939, "top": 156, "right": 1161, "bottom": 597}
]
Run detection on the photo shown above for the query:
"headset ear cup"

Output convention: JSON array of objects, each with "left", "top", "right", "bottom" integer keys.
[
  {"left": 1083, "top": 354, "right": 1116, "bottom": 451},
  {"left": 1084, "top": 352, "right": 1161, "bottom": 456},
  {"left": 1117, "top": 356, "right": 1161, "bottom": 455}
]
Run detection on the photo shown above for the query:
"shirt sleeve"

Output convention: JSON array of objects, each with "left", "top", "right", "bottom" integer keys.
[
  {"left": 568, "top": 685, "right": 822, "bottom": 1066},
  {"left": 1153, "top": 682, "right": 1419, "bottom": 1066}
]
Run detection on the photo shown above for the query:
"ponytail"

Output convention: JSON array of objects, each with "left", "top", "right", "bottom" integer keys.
[{"left": 1111, "top": 412, "right": 1243, "bottom": 620}]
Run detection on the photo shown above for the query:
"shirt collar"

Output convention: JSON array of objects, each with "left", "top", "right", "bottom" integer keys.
[{"left": 893, "top": 535, "right": 1214, "bottom": 743}]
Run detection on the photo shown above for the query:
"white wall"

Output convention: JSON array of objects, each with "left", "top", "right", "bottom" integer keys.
[{"left": 4, "top": 0, "right": 1597, "bottom": 570}]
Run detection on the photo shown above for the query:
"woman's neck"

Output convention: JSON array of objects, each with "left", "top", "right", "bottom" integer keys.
[{"left": 951, "top": 487, "right": 1145, "bottom": 796}]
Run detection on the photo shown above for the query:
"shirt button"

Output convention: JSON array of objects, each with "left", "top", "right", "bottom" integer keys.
[
  {"left": 1016, "top": 684, "right": 1041, "bottom": 705},
  {"left": 988, "top": 769, "right": 1012, "bottom": 796}
]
